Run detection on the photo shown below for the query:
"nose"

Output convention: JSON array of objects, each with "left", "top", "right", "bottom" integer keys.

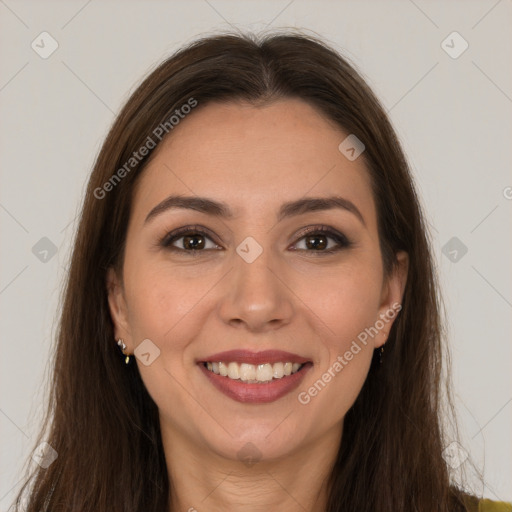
[{"left": 216, "top": 244, "right": 294, "bottom": 333}]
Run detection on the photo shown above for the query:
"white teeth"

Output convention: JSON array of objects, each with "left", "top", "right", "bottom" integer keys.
[
  {"left": 218, "top": 361, "right": 228, "bottom": 376},
  {"left": 273, "top": 362, "right": 284, "bottom": 379},
  {"left": 204, "top": 361, "right": 304, "bottom": 382},
  {"left": 256, "top": 363, "right": 273, "bottom": 382},
  {"left": 239, "top": 363, "right": 256, "bottom": 381},
  {"left": 227, "top": 362, "right": 240, "bottom": 379}
]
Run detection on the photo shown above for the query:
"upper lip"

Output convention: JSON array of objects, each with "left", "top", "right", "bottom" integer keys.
[{"left": 198, "top": 349, "right": 311, "bottom": 365}]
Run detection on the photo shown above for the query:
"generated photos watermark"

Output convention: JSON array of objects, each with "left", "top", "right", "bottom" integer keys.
[
  {"left": 297, "top": 302, "right": 402, "bottom": 405},
  {"left": 94, "top": 97, "right": 198, "bottom": 200}
]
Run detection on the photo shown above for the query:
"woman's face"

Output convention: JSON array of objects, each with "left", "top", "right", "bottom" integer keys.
[{"left": 107, "top": 98, "right": 407, "bottom": 463}]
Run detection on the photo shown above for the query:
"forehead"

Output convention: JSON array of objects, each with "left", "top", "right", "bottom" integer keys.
[{"left": 130, "top": 98, "right": 376, "bottom": 227}]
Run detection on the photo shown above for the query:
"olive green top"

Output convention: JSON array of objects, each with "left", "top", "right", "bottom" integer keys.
[{"left": 474, "top": 498, "right": 512, "bottom": 511}]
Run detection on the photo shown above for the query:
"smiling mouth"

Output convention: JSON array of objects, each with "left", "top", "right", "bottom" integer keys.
[{"left": 202, "top": 361, "right": 307, "bottom": 384}]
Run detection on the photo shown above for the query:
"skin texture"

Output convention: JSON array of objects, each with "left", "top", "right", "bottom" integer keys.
[{"left": 107, "top": 98, "right": 408, "bottom": 512}]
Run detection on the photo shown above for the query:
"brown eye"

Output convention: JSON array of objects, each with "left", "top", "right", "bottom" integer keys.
[
  {"left": 180, "top": 233, "right": 206, "bottom": 250},
  {"left": 304, "top": 233, "right": 328, "bottom": 250},
  {"left": 292, "top": 226, "right": 352, "bottom": 254},
  {"left": 160, "top": 226, "right": 221, "bottom": 254}
]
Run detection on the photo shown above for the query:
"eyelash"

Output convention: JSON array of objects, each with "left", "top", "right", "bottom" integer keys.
[{"left": 158, "top": 224, "right": 352, "bottom": 256}]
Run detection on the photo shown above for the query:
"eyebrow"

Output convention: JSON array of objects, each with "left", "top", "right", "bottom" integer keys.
[{"left": 144, "top": 194, "right": 366, "bottom": 226}]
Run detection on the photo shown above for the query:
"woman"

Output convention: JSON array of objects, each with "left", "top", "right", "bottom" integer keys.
[{"left": 11, "top": 31, "right": 510, "bottom": 512}]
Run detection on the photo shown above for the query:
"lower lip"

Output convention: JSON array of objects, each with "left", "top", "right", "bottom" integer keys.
[{"left": 198, "top": 363, "right": 312, "bottom": 404}]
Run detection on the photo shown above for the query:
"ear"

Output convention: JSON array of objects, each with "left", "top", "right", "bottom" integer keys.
[
  {"left": 374, "top": 251, "right": 409, "bottom": 348},
  {"left": 106, "top": 267, "right": 132, "bottom": 349}
]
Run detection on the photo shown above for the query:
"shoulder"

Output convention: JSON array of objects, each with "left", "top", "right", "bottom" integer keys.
[{"left": 477, "top": 498, "right": 512, "bottom": 512}]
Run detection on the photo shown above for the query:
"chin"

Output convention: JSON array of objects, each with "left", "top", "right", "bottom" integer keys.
[{"left": 199, "top": 418, "right": 307, "bottom": 464}]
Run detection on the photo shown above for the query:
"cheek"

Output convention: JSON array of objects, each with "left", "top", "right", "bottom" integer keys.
[
  {"left": 294, "top": 257, "right": 382, "bottom": 414},
  {"left": 317, "top": 284, "right": 378, "bottom": 378},
  {"left": 122, "top": 268, "right": 205, "bottom": 410},
  {"left": 123, "top": 260, "right": 224, "bottom": 367},
  {"left": 123, "top": 262, "right": 194, "bottom": 346},
  {"left": 304, "top": 256, "right": 384, "bottom": 342}
]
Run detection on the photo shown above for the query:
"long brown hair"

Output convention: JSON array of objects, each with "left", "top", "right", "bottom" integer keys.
[{"left": 12, "top": 29, "right": 482, "bottom": 511}]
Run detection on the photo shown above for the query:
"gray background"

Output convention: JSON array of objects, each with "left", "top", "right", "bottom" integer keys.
[{"left": 1, "top": 0, "right": 511, "bottom": 507}]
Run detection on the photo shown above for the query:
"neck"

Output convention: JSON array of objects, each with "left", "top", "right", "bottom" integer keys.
[{"left": 161, "top": 421, "right": 342, "bottom": 512}]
